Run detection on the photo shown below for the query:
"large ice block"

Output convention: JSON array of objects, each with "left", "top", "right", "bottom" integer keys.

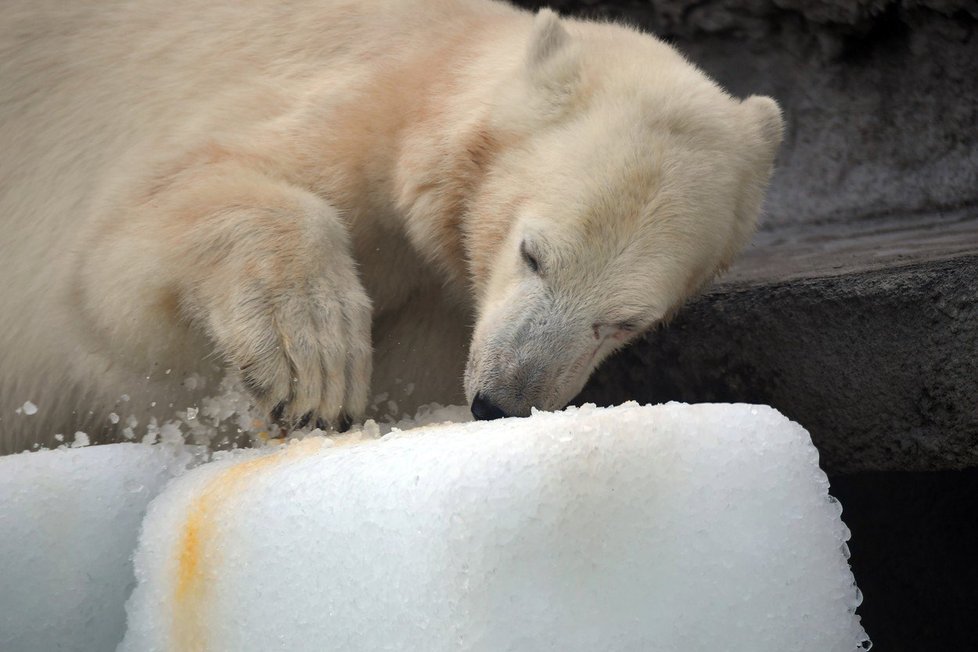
[
  {"left": 0, "top": 442, "right": 193, "bottom": 652},
  {"left": 121, "top": 403, "right": 869, "bottom": 651}
]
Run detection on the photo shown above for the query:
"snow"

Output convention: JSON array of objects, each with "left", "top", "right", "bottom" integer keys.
[
  {"left": 21, "top": 400, "right": 38, "bottom": 415},
  {"left": 117, "top": 402, "right": 869, "bottom": 652},
  {"left": 0, "top": 442, "right": 195, "bottom": 652}
]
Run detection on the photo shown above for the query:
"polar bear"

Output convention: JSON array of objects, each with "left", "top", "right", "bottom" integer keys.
[{"left": 0, "top": 0, "right": 782, "bottom": 452}]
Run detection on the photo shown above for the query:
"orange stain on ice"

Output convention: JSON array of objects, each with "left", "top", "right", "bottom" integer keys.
[{"left": 172, "top": 438, "right": 329, "bottom": 651}]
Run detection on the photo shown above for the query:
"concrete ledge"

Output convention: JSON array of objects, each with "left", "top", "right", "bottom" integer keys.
[
  {"left": 725, "top": 210, "right": 978, "bottom": 285},
  {"left": 579, "top": 244, "right": 978, "bottom": 474}
]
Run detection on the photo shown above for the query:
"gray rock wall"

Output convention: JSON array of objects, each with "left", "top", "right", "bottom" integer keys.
[{"left": 577, "top": 256, "right": 978, "bottom": 474}]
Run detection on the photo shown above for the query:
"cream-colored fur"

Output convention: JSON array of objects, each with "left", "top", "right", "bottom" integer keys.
[{"left": 0, "top": 0, "right": 782, "bottom": 452}]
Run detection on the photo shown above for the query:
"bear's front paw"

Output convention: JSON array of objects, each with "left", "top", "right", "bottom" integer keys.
[{"left": 209, "top": 273, "right": 372, "bottom": 431}]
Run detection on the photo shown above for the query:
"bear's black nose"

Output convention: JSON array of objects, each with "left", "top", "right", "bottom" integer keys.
[{"left": 471, "top": 392, "right": 509, "bottom": 421}]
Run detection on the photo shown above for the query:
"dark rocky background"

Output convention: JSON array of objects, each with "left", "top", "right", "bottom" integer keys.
[{"left": 511, "top": 1, "right": 978, "bottom": 649}]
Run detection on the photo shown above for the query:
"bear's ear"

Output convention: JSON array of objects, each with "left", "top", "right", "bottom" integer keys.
[
  {"left": 528, "top": 9, "right": 570, "bottom": 67},
  {"left": 742, "top": 95, "right": 784, "bottom": 159},
  {"left": 525, "top": 9, "right": 578, "bottom": 84}
]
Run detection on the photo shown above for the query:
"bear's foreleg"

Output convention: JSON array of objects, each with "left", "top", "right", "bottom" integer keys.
[{"left": 77, "top": 157, "right": 372, "bottom": 429}]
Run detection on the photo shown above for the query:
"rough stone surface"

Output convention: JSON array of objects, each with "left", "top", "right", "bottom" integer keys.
[
  {"left": 724, "top": 212, "right": 978, "bottom": 285},
  {"left": 578, "top": 253, "right": 978, "bottom": 473}
]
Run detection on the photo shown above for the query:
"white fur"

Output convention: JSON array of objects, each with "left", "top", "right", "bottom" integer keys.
[{"left": 0, "top": 0, "right": 782, "bottom": 451}]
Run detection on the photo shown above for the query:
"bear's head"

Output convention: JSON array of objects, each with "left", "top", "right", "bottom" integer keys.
[{"left": 462, "top": 9, "right": 783, "bottom": 420}]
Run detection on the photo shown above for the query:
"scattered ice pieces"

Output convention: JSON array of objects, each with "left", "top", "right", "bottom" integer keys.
[
  {"left": 21, "top": 401, "right": 38, "bottom": 416},
  {"left": 362, "top": 419, "right": 381, "bottom": 439},
  {"left": 109, "top": 412, "right": 120, "bottom": 424},
  {"left": 159, "top": 422, "right": 183, "bottom": 445},
  {"left": 141, "top": 419, "right": 160, "bottom": 445},
  {"left": 71, "top": 431, "right": 89, "bottom": 448},
  {"left": 182, "top": 373, "right": 204, "bottom": 391}
]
